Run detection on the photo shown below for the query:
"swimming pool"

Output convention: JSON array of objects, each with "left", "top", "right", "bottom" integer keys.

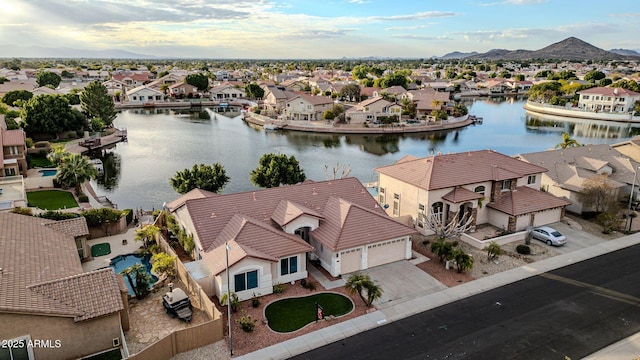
[
  {"left": 110, "top": 253, "right": 158, "bottom": 296},
  {"left": 39, "top": 169, "right": 57, "bottom": 177}
]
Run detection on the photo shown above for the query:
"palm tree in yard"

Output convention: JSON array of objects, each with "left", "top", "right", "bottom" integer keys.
[
  {"left": 345, "top": 272, "right": 384, "bottom": 307},
  {"left": 135, "top": 225, "right": 160, "bottom": 248},
  {"left": 555, "top": 132, "right": 581, "bottom": 149},
  {"left": 55, "top": 153, "right": 98, "bottom": 194}
]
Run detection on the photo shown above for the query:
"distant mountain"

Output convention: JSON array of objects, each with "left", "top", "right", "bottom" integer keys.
[
  {"left": 0, "top": 45, "right": 157, "bottom": 59},
  {"left": 439, "top": 51, "right": 479, "bottom": 60},
  {"left": 609, "top": 48, "right": 640, "bottom": 57},
  {"left": 467, "top": 37, "right": 634, "bottom": 61}
]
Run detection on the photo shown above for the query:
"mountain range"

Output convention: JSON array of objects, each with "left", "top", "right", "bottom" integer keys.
[
  {"left": 0, "top": 45, "right": 157, "bottom": 59},
  {"left": 441, "top": 37, "right": 639, "bottom": 61}
]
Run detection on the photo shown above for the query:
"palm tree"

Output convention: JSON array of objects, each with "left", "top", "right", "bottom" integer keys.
[
  {"left": 55, "top": 153, "right": 98, "bottom": 194},
  {"left": 46, "top": 144, "right": 70, "bottom": 166},
  {"left": 120, "top": 264, "right": 152, "bottom": 300},
  {"left": 345, "top": 272, "right": 384, "bottom": 307},
  {"left": 555, "top": 132, "right": 581, "bottom": 149},
  {"left": 365, "top": 282, "right": 383, "bottom": 306},
  {"left": 135, "top": 224, "right": 160, "bottom": 248},
  {"left": 452, "top": 248, "right": 474, "bottom": 273}
]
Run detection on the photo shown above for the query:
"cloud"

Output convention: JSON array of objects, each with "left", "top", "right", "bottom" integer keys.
[
  {"left": 385, "top": 25, "right": 430, "bottom": 31},
  {"left": 391, "top": 35, "right": 452, "bottom": 41},
  {"left": 609, "top": 13, "right": 640, "bottom": 17},
  {"left": 369, "top": 11, "right": 458, "bottom": 21},
  {"left": 348, "top": 0, "right": 370, "bottom": 3},
  {"left": 277, "top": 29, "right": 355, "bottom": 40}
]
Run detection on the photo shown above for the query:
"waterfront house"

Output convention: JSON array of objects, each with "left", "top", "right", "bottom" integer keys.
[
  {"left": 111, "top": 72, "right": 154, "bottom": 87},
  {"left": 102, "top": 79, "right": 130, "bottom": 100},
  {"left": 376, "top": 150, "right": 571, "bottom": 234},
  {"left": 168, "top": 81, "right": 199, "bottom": 98},
  {"left": 125, "top": 85, "right": 164, "bottom": 103},
  {"left": 166, "top": 178, "right": 416, "bottom": 301},
  {"left": 261, "top": 85, "right": 297, "bottom": 115},
  {"left": 43, "top": 216, "right": 91, "bottom": 260},
  {"left": 516, "top": 145, "right": 639, "bottom": 214},
  {"left": 281, "top": 93, "right": 334, "bottom": 121},
  {"left": 345, "top": 96, "right": 401, "bottom": 124},
  {"left": 0, "top": 212, "right": 129, "bottom": 360},
  {"left": 401, "top": 89, "right": 452, "bottom": 118},
  {"left": 0, "top": 115, "right": 27, "bottom": 177},
  {"left": 210, "top": 84, "right": 246, "bottom": 100},
  {"left": 577, "top": 87, "right": 640, "bottom": 114}
]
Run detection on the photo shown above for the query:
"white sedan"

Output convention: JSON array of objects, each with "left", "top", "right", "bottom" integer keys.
[{"left": 531, "top": 226, "right": 567, "bottom": 246}]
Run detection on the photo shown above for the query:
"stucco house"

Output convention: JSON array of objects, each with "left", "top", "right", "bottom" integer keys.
[
  {"left": 345, "top": 97, "right": 401, "bottom": 124},
  {"left": 577, "top": 87, "right": 640, "bottom": 114},
  {"left": 210, "top": 84, "right": 246, "bottom": 100},
  {"left": 0, "top": 212, "right": 129, "bottom": 360},
  {"left": 261, "top": 85, "right": 297, "bottom": 114},
  {"left": 126, "top": 85, "right": 164, "bottom": 103},
  {"left": 516, "top": 144, "right": 639, "bottom": 214},
  {"left": 0, "top": 115, "right": 27, "bottom": 177},
  {"left": 43, "top": 216, "right": 91, "bottom": 260},
  {"left": 281, "top": 94, "right": 334, "bottom": 121},
  {"left": 168, "top": 81, "right": 199, "bottom": 97},
  {"left": 375, "top": 150, "right": 571, "bottom": 234},
  {"left": 166, "top": 178, "right": 416, "bottom": 301}
]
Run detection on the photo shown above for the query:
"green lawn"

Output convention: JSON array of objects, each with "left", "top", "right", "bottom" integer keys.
[
  {"left": 27, "top": 190, "right": 79, "bottom": 210},
  {"left": 29, "top": 157, "right": 54, "bottom": 168},
  {"left": 265, "top": 293, "right": 353, "bottom": 333}
]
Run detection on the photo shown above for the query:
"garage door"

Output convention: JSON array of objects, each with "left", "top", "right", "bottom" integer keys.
[
  {"left": 367, "top": 239, "right": 406, "bottom": 268},
  {"left": 340, "top": 248, "right": 362, "bottom": 274},
  {"left": 533, "top": 209, "right": 561, "bottom": 227}
]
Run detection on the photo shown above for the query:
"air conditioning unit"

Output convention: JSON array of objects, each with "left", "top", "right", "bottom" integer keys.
[{"left": 113, "top": 338, "right": 120, "bottom": 347}]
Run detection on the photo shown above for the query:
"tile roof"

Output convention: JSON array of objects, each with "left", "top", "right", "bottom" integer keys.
[
  {"left": 311, "top": 196, "right": 416, "bottom": 251},
  {"left": 1, "top": 128, "right": 26, "bottom": 146},
  {"left": 376, "top": 150, "right": 548, "bottom": 190},
  {"left": 487, "top": 186, "right": 571, "bottom": 216},
  {"left": 442, "top": 187, "right": 484, "bottom": 203},
  {"left": 579, "top": 86, "right": 640, "bottom": 97},
  {"left": 271, "top": 199, "right": 324, "bottom": 227},
  {"left": 28, "top": 268, "right": 124, "bottom": 322},
  {"left": 289, "top": 93, "right": 334, "bottom": 106},
  {"left": 176, "top": 178, "right": 407, "bottom": 254},
  {"left": 43, "top": 217, "right": 89, "bottom": 238},
  {"left": 166, "top": 188, "right": 218, "bottom": 211},
  {"left": 0, "top": 213, "right": 122, "bottom": 320}
]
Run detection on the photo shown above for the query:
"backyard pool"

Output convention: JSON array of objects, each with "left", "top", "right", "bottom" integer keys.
[
  {"left": 110, "top": 253, "right": 157, "bottom": 296},
  {"left": 38, "top": 169, "right": 57, "bottom": 177}
]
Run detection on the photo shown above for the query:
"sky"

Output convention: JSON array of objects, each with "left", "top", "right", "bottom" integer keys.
[{"left": 1, "top": 0, "right": 639, "bottom": 59}]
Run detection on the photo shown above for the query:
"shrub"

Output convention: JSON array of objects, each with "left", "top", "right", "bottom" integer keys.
[
  {"left": 485, "top": 241, "right": 502, "bottom": 261},
  {"left": 11, "top": 207, "right": 33, "bottom": 216},
  {"left": 238, "top": 313, "right": 257, "bottom": 332},
  {"left": 220, "top": 292, "right": 240, "bottom": 312},
  {"left": 302, "top": 279, "right": 317, "bottom": 291},
  {"left": 38, "top": 210, "right": 80, "bottom": 220},
  {"left": 123, "top": 208, "right": 134, "bottom": 224},
  {"left": 251, "top": 293, "right": 260, "bottom": 308},
  {"left": 149, "top": 244, "right": 161, "bottom": 254},
  {"left": 516, "top": 244, "right": 531, "bottom": 255},
  {"left": 273, "top": 283, "right": 287, "bottom": 294},
  {"left": 78, "top": 194, "right": 89, "bottom": 203}
]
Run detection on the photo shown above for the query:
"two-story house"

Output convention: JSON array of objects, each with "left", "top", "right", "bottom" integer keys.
[
  {"left": 282, "top": 94, "right": 334, "bottom": 121},
  {"left": 375, "top": 150, "right": 571, "bottom": 234},
  {"left": 125, "top": 85, "right": 164, "bottom": 103},
  {"left": 345, "top": 97, "right": 401, "bottom": 124},
  {"left": 0, "top": 115, "right": 27, "bottom": 177},
  {"left": 577, "top": 87, "right": 640, "bottom": 114},
  {"left": 210, "top": 84, "right": 246, "bottom": 100}
]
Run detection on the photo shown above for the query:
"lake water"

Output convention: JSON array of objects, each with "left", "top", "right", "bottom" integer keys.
[{"left": 91, "top": 99, "right": 640, "bottom": 210}]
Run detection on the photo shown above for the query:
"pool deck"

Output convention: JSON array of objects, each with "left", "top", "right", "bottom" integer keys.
[{"left": 82, "top": 226, "right": 145, "bottom": 272}]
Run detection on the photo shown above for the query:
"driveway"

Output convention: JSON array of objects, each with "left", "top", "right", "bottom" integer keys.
[
  {"left": 537, "top": 221, "right": 608, "bottom": 254},
  {"left": 362, "top": 260, "right": 447, "bottom": 309}
]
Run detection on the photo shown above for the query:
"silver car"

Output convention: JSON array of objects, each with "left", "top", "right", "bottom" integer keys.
[{"left": 531, "top": 226, "right": 567, "bottom": 246}]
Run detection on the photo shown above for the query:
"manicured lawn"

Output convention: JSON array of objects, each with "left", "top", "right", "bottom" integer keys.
[
  {"left": 30, "top": 157, "right": 54, "bottom": 168},
  {"left": 265, "top": 293, "right": 353, "bottom": 333},
  {"left": 27, "top": 190, "right": 78, "bottom": 210}
]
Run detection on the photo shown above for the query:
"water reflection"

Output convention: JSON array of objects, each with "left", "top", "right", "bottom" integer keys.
[
  {"left": 95, "top": 151, "right": 121, "bottom": 191},
  {"left": 525, "top": 111, "right": 640, "bottom": 139}
]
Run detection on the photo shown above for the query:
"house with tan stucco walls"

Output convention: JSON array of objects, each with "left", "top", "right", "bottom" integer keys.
[
  {"left": 375, "top": 150, "right": 571, "bottom": 234},
  {"left": 166, "top": 178, "right": 416, "bottom": 301},
  {"left": 0, "top": 212, "right": 129, "bottom": 360}
]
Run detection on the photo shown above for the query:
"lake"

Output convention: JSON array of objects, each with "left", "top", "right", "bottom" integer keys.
[{"left": 91, "top": 99, "right": 640, "bottom": 210}]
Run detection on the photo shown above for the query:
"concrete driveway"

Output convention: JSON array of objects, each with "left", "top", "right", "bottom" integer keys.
[
  {"left": 362, "top": 260, "right": 447, "bottom": 309},
  {"left": 534, "top": 221, "right": 608, "bottom": 255}
]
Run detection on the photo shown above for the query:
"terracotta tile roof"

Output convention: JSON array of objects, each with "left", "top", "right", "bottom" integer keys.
[
  {"left": 0, "top": 213, "right": 116, "bottom": 319},
  {"left": 311, "top": 196, "right": 416, "bottom": 251},
  {"left": 442, "top": 187, "right": 484, "bottom": 203},
  {"left": 202, "top": 214, "right": 313, "bottom": 275},
  {"left": 376, "top": 150, "right": 548, "bottom": 190},
  {"left": 28, "top": 268, "right": 124, "bottom": 322},
  {"left": 44, "top": 217, "right": 89, "bottom": 238},
  {"left": 166, "top": 188, "right": 218, "bottom": 211},
  {"left": 487, "top": 186, "right": 571, "bottom": 216},
  {"left": 579, "top": 86, "right": 640, "bottom": 97},
  {"left": 380, "top": 86, "right": 407, "bottom": 95},
  {"left": 289, "top": 93, "right": 334, "bottom": 106},
  {"left": 1, "top": 129, "right": 26, "bottom": 146},
  {"left": 271, "top": 199, "right": 324, "bottom": 227},
  {"left": 177, "top": 178, "right": 392, "bottom": 252}
]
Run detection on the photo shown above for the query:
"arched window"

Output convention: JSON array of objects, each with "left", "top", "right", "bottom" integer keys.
[
  {"left": 431, "top": 202, "right": 444, "bottom": 214},
  {"left": 474, "top": 185, "right": 485, "bottom": 196}
]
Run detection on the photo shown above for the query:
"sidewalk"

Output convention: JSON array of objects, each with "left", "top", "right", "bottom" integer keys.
[{"left": 237, "top": 233, "right": 640, "bottom": 360}]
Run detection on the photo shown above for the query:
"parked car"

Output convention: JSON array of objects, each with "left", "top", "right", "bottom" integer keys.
[
  {"left": 531, "top": 226, "right": 566, "bottom": 246},
  {"left": 162, "top": 287, "right": 193, "bottom": 322}
]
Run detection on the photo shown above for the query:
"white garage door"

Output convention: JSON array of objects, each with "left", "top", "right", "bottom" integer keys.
[
  {"left": 533, "top": 209, "right": 562, "bottom": 227},
  {"left": 367, "top": 239, "right": 406, "bottom": 268},
  {"left": 340, "top": 248, "right": 361, "bottom": 274}
]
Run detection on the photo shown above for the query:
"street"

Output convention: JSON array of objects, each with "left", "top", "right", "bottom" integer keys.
[{"left": 293, "top": 244, "right": 640, "bottom": 360}]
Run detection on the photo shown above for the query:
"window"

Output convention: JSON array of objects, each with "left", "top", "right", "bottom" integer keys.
[
  {"left": 620, "top": 97, "right": 625, "bottom": 102},
  {"left": 502, "top": 180, "right": 512, "bottom": 190},
  {"left": 527, "top": 175, "right": 536, "bottom": 184},
  {"left": 9, "top": 146, "right": 19, "bottom": 155},
  {"left": 379, "top": 187, "right": 386, "bottom": 206},
  {"left": 474, "top": 185, "right": 485, "bottom": 195},
  {"left": 0, "top": 335, "right": 34, "bottom": 360},
  {"left": 583, "top": 95, "right": 589, "bottom": 100},
  {"left": 132, "top": 96, "right": 137, "bottom": 100},
  {"left": 234, "top": 270, "right": 258, "bottom": 292},
  {"left": 393, "top": 193, "right": 400, "bottom": 215},
  {"left": 280, "top": 256, "right": 298, "bottom": 275},
  {"left": 418, "top": 203, "right": 425, "bottom": 212},
  {"left": 5, "top": 168, "right": 16, "bottom": 176},
  {"left": 140, "top": 96, "right": 145, "bottom": 101}
]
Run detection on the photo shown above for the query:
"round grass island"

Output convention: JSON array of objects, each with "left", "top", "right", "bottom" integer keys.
[{"left": 265, "top": 292, "right": 354, "bottom": 333}]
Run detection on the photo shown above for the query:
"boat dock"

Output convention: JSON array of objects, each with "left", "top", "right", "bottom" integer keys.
[{"left": 66, "top": 128, "right": 128, "bottom": 154}]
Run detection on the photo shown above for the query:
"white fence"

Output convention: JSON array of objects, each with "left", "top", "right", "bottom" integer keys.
[{"left": 459, "top": 231, "right": 527, "bottom": 249}]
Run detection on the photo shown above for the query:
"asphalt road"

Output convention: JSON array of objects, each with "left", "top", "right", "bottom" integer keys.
[{"left": 293, "top": 244, "right": 640, "bottom": 360}]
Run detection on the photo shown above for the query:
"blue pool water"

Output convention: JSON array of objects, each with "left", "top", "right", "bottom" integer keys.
[
  {"left": 39, "top": 169, "right": 57, "bottom": 177},
  {"left": 110, "top": 253, "right": 158, "bottom": 296}
]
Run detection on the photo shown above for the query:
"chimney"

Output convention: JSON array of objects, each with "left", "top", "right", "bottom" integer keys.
[
  {"left": 252, "top": 191, "right": 256, "bottom": 201},
  {"left": 169, "top": 283, "right": 174, "bottom": 293}
]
